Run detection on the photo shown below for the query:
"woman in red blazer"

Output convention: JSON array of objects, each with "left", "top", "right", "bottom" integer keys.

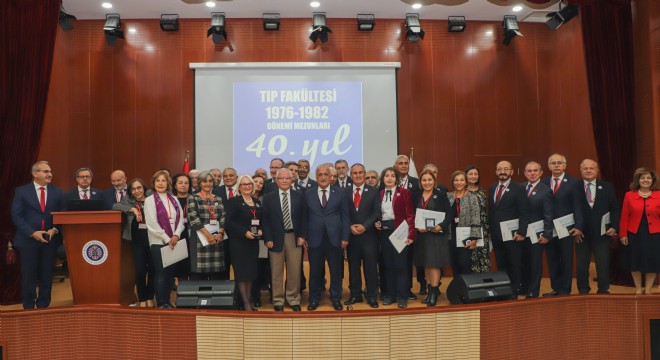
[
  {"left": 619, "top": 167, "right": 660, "bottom": 294},
  {"left": 376, "top": 167, "right": 416, "bottom": 308}
]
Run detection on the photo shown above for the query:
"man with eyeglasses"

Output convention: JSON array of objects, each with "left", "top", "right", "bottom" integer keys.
[
  {"left": 262, "top": 168, "right": 306, "bottom": 311},
  {"left": 11, "top": 161, "right": 65, "bottom": 309},
  {"left": 488, "top": 160, "right": 529, "bottom": 297},
  {"left": 297, "top": 159, "right": 317, "bottom": 191},
  {"left": 63, "top": 167, "right": 104, "bottom": 206},
  {"left": 541, "top": 153, "right": 584, "bottom": 296},
  {"left": 265, "top": 158, "right": 284, "bottom": 187}
]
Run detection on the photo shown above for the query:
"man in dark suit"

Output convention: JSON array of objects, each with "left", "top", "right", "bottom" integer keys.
[
  {"left": 297, "top": 159, "right": 317, "bottom": 191},
  {"left": 521, "top": 161, "right": 554, "bottom": 298},
  {"left": 541, "top": 153, "right": 585, "bottom": 296},
  {"left": 334, "top": 159, "right": 352, "bottom": 189},
  {"left": 101, "top": 169, "right": 128, "bottom": 209},
  {"left": 212, "top": 167, "right": 238, "bottom": 280},
  {"left": 262, "top": 168, "right": 306, "bottom": 311},
  {"left": 365, "top": 170, "right": 379, "bottom": 188},
  {"left": 343, "top": 163, "right": 382, "bottom": 308},
  {"left": 11, "top": 161, "right": 65, "bottom": 309},
  {"left": 63, "top": 167, "right": 104, "bottom": 205},
  {"left": 576, "top": 159, "right": 619, "bottom": 294},
  {"left": 302, "top": 164, "right": 350, "bottom": 311},
  {"left": 488, "top": 160, "right": 530, "bottom": 295}
]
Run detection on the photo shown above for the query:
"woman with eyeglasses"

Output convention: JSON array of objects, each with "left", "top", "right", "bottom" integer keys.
[
  {"left": 113, "top": 178, "right": 154, "bottom": 307},
  {"left": 225, "top": 175, "right": 263, "bottom": 310}
]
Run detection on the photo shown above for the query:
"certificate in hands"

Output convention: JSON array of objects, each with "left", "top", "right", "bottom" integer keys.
[
  {"left": 388, "top": 220, "right": 410, "bottom": 254},
  {"left": 526, "top": 220, "right": 544, "bottom": 244},
  {"left": 455, "top": 227, "right": 484, "bottom": 247},
  {"left": 552, "top": 213, "right": 575, "bottom": 239},
  {"left": 197, "top": 222, "right": 219, "bottom": 246},
  {"left": 499, "top": 219, "right": 520, "bottom": 241},
  {"left": 415, "top": 209, "right": 446, "bottom": 229},
  {"left": 600, "top": 212, "right": 611, "bottom": 236},
  {"left": 160, "top": 239, "right": 188, "bottom": 268}
]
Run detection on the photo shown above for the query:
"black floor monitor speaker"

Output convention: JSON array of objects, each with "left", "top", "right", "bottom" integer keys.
[
  {"left": 175, "top": 280, "right": 236, "bottom": 309},
  {"left": 446, "top": 271, "right": 514, "bottom": 305}
]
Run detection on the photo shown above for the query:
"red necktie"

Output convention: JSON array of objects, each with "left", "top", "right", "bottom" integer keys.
[
  {"left": 228, "top": 188, "right": 235, "bottom": 198},
  {"left": 39, "top": 187, "right": 46, "bottom": 230},
  {"left": 354, "top": 188, "right": 361, "bottom": 209},
  {"left": 553, "top": 178, "right": 560, "bottom": 194},
  {"left": 321, "top": 189, "right": 328, "bottom": 208},
  {"left": 495, "top": 184, "right": 505, "bottom": 204},
  {"left": 82, "top": 189, "right": 89, "bottom": 200}
]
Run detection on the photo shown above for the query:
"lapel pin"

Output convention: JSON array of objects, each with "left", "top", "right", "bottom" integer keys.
[
  {"left": 563, "top": 179, "right": 567, "bottom": 182},
  {"left": 598, "top": 186, "right": 602, "bottom": 189},
  {"left": 433, "top": 195, "right": 437, "bottom": 199},
  {"left": 505, "top": 188, "right": 510, "bottom": 192},
  {"left": 532, "top": 191, "right": 536, "bottom": 196}
]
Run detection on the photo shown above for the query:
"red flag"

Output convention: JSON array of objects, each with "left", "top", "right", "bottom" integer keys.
[{"left": 183, "top": 152, "right": 190, "bottom": 175}]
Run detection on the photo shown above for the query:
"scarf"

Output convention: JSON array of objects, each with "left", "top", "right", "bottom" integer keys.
[{"left": 154, "top": 192, "right": 180, "bottom": 238}]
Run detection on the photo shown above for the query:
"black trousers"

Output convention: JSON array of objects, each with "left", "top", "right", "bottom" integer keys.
[
  {"left": 131, "top": 240, "right": 155, "bottom": 301},
  {"left": 150, "top": 244, "right": 176, "bottom": 307},
  {"left": 492, "top": 238, "right": 524, "bottom": 292},
  {"left": 546, "top": 236, "right": 574, "bottom": 294},
  {"left": 347, "top": 236, "right": 379, "bottom": 299},
  {"left": 524, "top": 240, "right": 544, "bottom": 295},
  {"left": 379, "top": 228, "right": 411, "bottom": 301},
  {"left": 16, "top": 240, "right": 58, "bottom": 309},
  {"left": 576, "top": 236, "right": 610, "bottom": 293},
  {"left": 308, "top": 233, "right": 343, "bottom": 303}
]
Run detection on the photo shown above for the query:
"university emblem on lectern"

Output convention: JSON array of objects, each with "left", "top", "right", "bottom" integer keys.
[{"left": 82, "top": 240, "right": 108, "bottom": 265}]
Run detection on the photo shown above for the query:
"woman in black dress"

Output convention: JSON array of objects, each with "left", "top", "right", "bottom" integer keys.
[
  {"left": 413, "top": 170, "right": 452, "bottom": 306},
  {"left": 172, "top": 173, "right": 192, "bottom": 281},
  {"left": 225, "top": 175, "right": 262, "bottom": 310},
  {"left": 620, "top": 167, "right": 660, "bottom": 294}
]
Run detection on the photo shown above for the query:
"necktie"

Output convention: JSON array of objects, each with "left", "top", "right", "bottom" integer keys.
[
  {"left": 586, "top": 182, "right": 594, "bottom": 207},
  {"left": 526, "top": 183, "right": 533, "bottom": 196},
  {"left": 553, "top": 178, "right": 560, "bottom": 193},
  {"left": 282, "top": 192, "right": 293, "bottom": 230},
  {"left": 228, "top": 188, "right": 235, "bottom": 198},
  {"left": 354, "top": 188, "right": 361, "bottom": 209},
  {"left": 39, "top": 187, "right": 46, "bottom": 230},
  {"left": 82, "top": 189, "right": 88, "bottom": 200},
  {"left": 495, "top": 184, "right": 504, "bottom": 204},
  {"left": 116, "top": 189, "right": 122, "bottom": 202},
  {"left": 385, "top": 189, "right": 392, "bottom": 202},
  {"left": 321, "top": 189, "right": 328, "bottom": 208},
  {"left": 299, "top": 180, "right": 304, "bottom": 187}
]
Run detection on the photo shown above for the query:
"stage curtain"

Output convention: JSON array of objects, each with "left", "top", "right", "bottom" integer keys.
[
  {"left": 0, "top": 0, "right": 60, "bottom": 304},
  {"left": 573, "top": 0, "right": 634, "bottom": 285}
]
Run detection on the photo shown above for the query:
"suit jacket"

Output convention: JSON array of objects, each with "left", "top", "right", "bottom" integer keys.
[
  {"left": 303, "top": 185, "right": 350, "bottom": 248},
  {"left": 102, "top": 187, "right": 128, "bottom": 209},
  {"left": 379, "top": 187, "right": 417, "bottom": 241},
  {"left": 345, "top": 184, "right": 382, "bottom": 242},
  {"left": 541, "top": 174, "right": 584, "bottom": 233},
  {"left": 63, "top": 187, "right": 104, "bottom": 208},
  {"left": 487, "top": 181, "right": 530, "bottom": 242},
  {"left": 337, "top": 176, "right": 353, "bottom": 189},
  {"left": 262, "top": 188, "right": 306, "bottom": 252},
  {"left": 522, "top": 181, "right": 554, "bottom": 240},
  {"left": 619, "top": 190, "right": 660, "bottom": 237},
  {"left": 415, "top": 189, "right": 452, "bottom": 233},
  {"left": 11, "top": 183, "right": 65, "bottom": 248},
  {"left": 578, "top": 179, "right": 620, "bottom": 240},
  {"left": 212, "top": 185, "right": 237, "bottom": 204},
  {"left": 297, "top": 177, "right": 317, "bottom": 192},
  {"left": 265, "top": 180, "right": 302, "bottom": 194},
  {"left": 224, "top": 196, "right": 263, "bottom": 239}
]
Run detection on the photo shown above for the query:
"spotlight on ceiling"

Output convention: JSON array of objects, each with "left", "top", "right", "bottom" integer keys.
[
  {"left": 357, "top": 14, "right": 375, "bottom": 31},
  {"left": 546, "top": 3, "right": 579, "bottom": 30},
  {"left": 207, "top": 12, "right": 227, "bottom": 45},
  {"left": 59, "top": 6, "right": 76, "bottom": 31},
  {"left": 405, "top": 13, "right": 424, "bottom": 42},
  {"left": 448, "top": 16, "right": 466, "bottom": 33},
  {"left": 160, "top": 14, "right": 179, "bottom": 31},
  {"left": 263, "top": 13, "right": 280, "bottom": 31},
  {"left": 502, "top": 15, "right": 522, "bottom": 45},
  {"left": 103, "top": 14, "right": 125, "bottom": 45},
  {"left": 309, "top": 12, "right": 331, "bottom": 43}
]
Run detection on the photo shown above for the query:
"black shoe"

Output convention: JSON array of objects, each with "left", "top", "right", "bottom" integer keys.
[
  {"left": 254, "top": 300, "right": 262, "bottom": 308},
  {"left": 291, "top": 305, "right": 301, "bottom": 311},
  {"left": 419, "top": 282, "right": 428, "bottom": 295},
  {"left": 427, "top": 286, "right": 440, "bottom": 307},
  {"left": 421, "top": 285, "right": 432, "bottom": 304},
  {"left": 526, "top": 293, "right": 539, "bottom": 299},
  {"left": 382, "top": 297, "right": 395, "bottom": 306},
  {"left": 397, "top": 299, "right": 408, "bottom": 308},
  {"left": 367, "top": 298, "right": 379, "bottom": 308},
  {"left": 344, "top": 296, "right": 363, "bottom": 305},
  {"left": 517, "top": 288, "right": 529, "bottom": 296},
  {"left": 274, "top": 305, "right": 284, "bottom": 312},
  {"left": 542, "top": 291, "right": 559, "bottom": 297},
  {"left": 158, "top": 303, "right": 174, "bottom": 309},
  {"left": 307, "top": 302, "right": 319, "bottom": 311},
  {"left": 578, "top": 290, "right": 590, "bottom": 294},
  {"left": 408, "top": 291, "right": 417, "bottom": 300},
  {"left": 596, "top": 290, "right": 610, "bottom": 294},
  {"left": 332, "top": 301, "right": 343, "bottom": 311}
]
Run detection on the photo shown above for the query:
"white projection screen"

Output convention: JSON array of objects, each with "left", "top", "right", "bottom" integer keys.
[{"left": 191, "top": 62, "right": 400, "bottom": 177}]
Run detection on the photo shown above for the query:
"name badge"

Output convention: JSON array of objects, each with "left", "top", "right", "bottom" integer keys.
[
  {"left": 210, "top": 219, "right": 219, "bottom": 226},
  {"left": 139, "top": 223, "right": 147, "bottom": 229},
  {"left": 251, "top": 219, "right": 260, "bottom": 226}
]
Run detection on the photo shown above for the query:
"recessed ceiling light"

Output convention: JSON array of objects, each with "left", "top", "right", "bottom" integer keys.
[
  {"left": 205, "top": 1, "right": 216, "bottom": 8},
  {"left": 412, "top": 3, "right": 422, "bottom": 9},
  {"left": 310, "top": 1, "right": 320, "bottom": 7},
  {"left": 128, "top": 28, "right": 136, "bottom": 34},
  {"left": 512, "top": 5, "right": 523, "bottom": 12},
  {"left": 102, "top": 2, "right": 112, "bottom": 9}
]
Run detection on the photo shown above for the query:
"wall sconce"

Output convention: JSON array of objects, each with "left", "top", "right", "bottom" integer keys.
[
  {"left": 263, "top": 13, "right": 280, "bottom": 31},
  {"left": 405, "top": 13, "right": 424, "bottom": 42},
  {"left": 103, "top": 14, "right": 124, "bottom": 45},
  {"left": 310, "top": 12, "right": 331, "bottom": 43},
  {"left": 207, "top": 12, "right": 227, "bottom": 44},
  {"left": 357, "top": 14, "right": 375, "bottom": 31}
]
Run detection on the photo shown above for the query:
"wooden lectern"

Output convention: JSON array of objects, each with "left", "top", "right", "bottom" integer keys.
[{"left": 53, "top": 211, "right": 135, "bottom": 305}]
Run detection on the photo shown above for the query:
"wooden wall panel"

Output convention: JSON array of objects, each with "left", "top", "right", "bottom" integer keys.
[{"left": 41, "top": 17, "right": 595, "bottom": 191}]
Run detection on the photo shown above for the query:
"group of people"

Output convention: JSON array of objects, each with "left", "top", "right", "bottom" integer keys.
[{"left": 10, "top": 153, "right": 660, "bottom": 311}]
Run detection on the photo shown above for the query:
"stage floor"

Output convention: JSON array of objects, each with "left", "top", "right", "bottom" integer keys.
[{"left": 0, "top": 261, "right": 642, "bottom": 311}]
